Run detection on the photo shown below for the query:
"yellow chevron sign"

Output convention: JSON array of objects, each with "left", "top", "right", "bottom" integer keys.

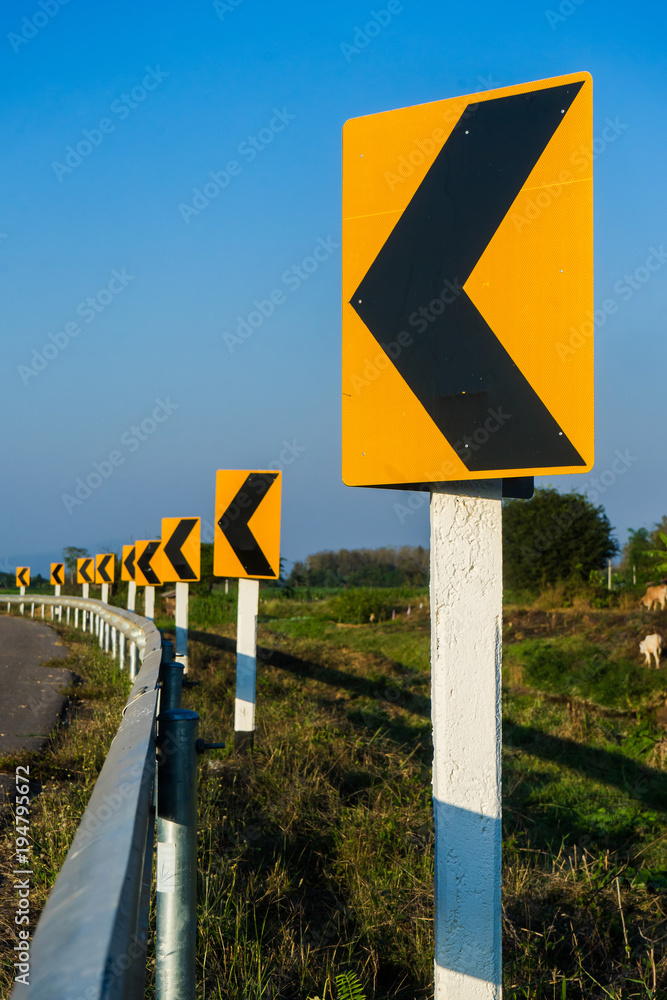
[{"left": 342, "top": 72, "right": 593, "bottom": 486}]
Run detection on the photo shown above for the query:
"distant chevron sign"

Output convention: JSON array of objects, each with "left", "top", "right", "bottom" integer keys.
[
  {"left": 214, "top": 470, "right": 282, "bottom": 580},
  {"left": 155, "top": 517, "right": 201, "bottom": 582},
  {"left": 135, "top": 540, "right": 161, "bottom": 587}
]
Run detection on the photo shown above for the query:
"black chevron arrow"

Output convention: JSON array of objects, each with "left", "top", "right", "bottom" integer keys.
[
  {"left": 164, "top": 518, "right": 197, "bottom": 580},
  {"left": 52, "top": 564, "right": 64, "bottom": 585},
  {"left": 218, "top": 473, "right": 278, "bottom": 577},
  {"left": 97, "top": 554, "right": 113, "bottom": 583},
  {"left": 138, "top": 542, "right": 160, "bottom": 586},
  {"left": 352, "top": 80, "right": 586, "bottom": 472},
  {"left": 123, "top": 547, "right": 136, "bottom": 580},
  {"left": 17, "top": 568, "right": 28, "bottom": 586},
  {"left": 80, "top": 559, "right": 93, "bottom": 583}
]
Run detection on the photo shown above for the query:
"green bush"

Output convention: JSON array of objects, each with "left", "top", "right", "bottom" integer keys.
[{"left": 330, "top": 589, "right": 390, "bottom": 624}]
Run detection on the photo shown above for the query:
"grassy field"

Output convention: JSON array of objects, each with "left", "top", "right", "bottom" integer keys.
[{"left": 1, "top": 587, "right": 667, "bottom": 998}]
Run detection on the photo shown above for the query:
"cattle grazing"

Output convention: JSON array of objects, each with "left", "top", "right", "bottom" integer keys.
[
  {"left": 639, "top": 585, "right": 667, "bottom": 611},
  {"left": 639, "top": 633, "right": 662, "bottom": 669}
]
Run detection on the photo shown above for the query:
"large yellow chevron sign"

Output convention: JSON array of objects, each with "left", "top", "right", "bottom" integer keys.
[{"left": 342, "top": 72, "right": 593, "bottom": 486}]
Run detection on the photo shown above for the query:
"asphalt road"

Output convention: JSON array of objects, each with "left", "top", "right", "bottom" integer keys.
[{"left": 0, "top": 614, "right": 74, "bottom": 756}]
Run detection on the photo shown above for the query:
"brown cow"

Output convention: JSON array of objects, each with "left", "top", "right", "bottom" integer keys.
[{"left": 639, "top": 585, "right": 667, "bottom": 611}]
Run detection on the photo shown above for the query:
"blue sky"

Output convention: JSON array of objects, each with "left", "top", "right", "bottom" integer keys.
[{"left": 1, "top": 0, "right": 665, "bottom": 576}]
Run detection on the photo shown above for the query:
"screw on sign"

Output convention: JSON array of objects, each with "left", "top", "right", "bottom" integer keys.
[{"left": 342, "top": 73, "right": 593, "bottom": 999}]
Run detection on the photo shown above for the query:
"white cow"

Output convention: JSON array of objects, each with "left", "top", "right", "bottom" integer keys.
[{"left": 639, "top": 633, "right": 662, "bottom": 669}]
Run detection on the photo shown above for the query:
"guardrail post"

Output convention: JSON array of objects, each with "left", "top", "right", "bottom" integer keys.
[
  {"left": 111, "top": 625, "right": 117, "bottom": 659},
  {"left": 162, "top": 638, "right": 175, "bottom": 663},
  {"left": 160, "top": 662, "right": 185, "bottom": 712},
  {"left": 30, "top": 603, "right": 35, "bottom": 618},
  {"left": 156, "top": 709, "right": 199, "bottom": 1000},
  {"left": 41, "top": 603, "right": 45, "bottom": 619},
  {"left": 75, "top": 606, "right": 79, "bottom": 629}
]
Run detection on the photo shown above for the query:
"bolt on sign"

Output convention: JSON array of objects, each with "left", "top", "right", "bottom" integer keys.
[
  {"left": 121, "top": 545, "right": 136, "bottom": 582},
  {"left": 214, "top": 470, "right": 282, "bottom": 579},
  {"left": 95, "top": 553, "right": 115, "bottom": 585},
  {"left": 153, "top": 518, "right": 201, "bottom": 583},
  {"left": 135, "top": 540, "right": 162, "bottom": 587},
  {"left": 50, "top": 563, "right": 64, "bottom": 586},
  {"left": 76, "top": 557, "right": 94, "bottom": 584},
  {"left": 342, "top": 71, "right": 593, "bottom": 486},
  {"left": 16, "top": 567, "right": 30, "bottom": 588}
]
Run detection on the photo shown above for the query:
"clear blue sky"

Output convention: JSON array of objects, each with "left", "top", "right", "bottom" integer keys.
[{"left": 1, "top": 0, "right": 665, "bottom": 576}]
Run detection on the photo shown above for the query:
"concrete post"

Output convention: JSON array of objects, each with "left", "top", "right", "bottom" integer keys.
[
  {"left": 145, "top": 586, "right": 155, "bottom": 621},
  {"left": 235, "top": 578, "right": 259, "bottom": 752},
  {"left": 430, "top": 483, "right": 502, "bottom": 999},
  {"left": 175, "top": 582, "right": 189, "bottom": 674}
]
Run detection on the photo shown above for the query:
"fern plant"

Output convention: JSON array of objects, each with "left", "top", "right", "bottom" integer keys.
[
  {"left": 307, "top": 971, "right": 367, "bottom": 1000},
  {"left": 335, "top": 971, "right": 367, "bottom": 1000}
]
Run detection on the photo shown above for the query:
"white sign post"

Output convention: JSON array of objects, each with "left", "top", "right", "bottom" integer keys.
[
  {"left": 175, "top": 581, "right": 189, "bottom": 674},
  {"left": 144, "top": 586, "right": 155, "bottom": 621},
  {"left": 127, "top": 580, "right": 136, "bottom": 612},
  {"left": 235, "top": 578, "right": 259, "bottom": 752},
  {"left": 430, "top": 482, "right": 502, "bottom": 999},
  {"left": 101, "top": 583, "right": 109, "bottom": 604}
]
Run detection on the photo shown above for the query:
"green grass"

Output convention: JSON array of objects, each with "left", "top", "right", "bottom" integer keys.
[
  {"left": 2, "top": 591, "right": 667, "bottom": 998},
  {"left": 505, "top": 634, "right": 667, "bottom": 710}
]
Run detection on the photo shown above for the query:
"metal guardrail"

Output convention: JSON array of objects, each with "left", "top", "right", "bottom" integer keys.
[{"left": 3, "top": 594, "right": 162, "bottom": 999}]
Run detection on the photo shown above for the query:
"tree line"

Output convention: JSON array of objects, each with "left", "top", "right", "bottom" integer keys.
[{"left": 11, "top": 489, "right": 664, "bottom": 595}]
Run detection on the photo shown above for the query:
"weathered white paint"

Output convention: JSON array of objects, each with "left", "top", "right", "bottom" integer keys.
[
  {"left": 127, "top": 580, "right": 136, "bottom": 612},
  {"left": 235, "top": 578, "right": 259, "bottom": 733},
  {"left": 101, "top": 583, "right": 109, "bottom": 604},
  {"left": 144, "top": 586, "right": 155, "bottom": 621},
  {"left": 430, "top": 482, "right": 502, "bottom": 1000},
  {"left": 82, "top": 583, "right": 90, "bottom": 600},
  {"left": 175, "top": 581, "right": 189, "bottom": 674}
]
